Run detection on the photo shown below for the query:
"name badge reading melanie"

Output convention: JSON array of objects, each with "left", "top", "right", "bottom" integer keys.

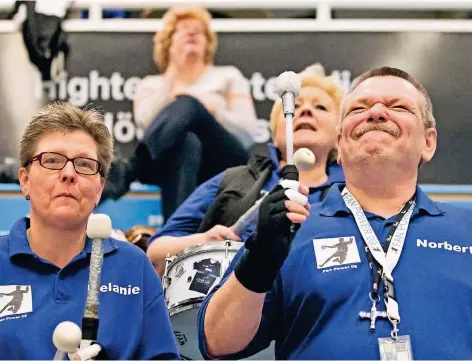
[{"left": 378, "top": 335, "right": 413, "bottom": 360}]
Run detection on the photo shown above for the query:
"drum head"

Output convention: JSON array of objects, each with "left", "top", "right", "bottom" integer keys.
[
  {"left": 169, "top": 241, "right": 243, "bottom": 270},
  {"left": 170, "top": 302, "right": 203, "bottom": 360},
  {"left": 164, "top": 241, "right": 243, "bottom": 312},
  {"left": 169, "top": 301, "right": 276, "bottom": 360}
]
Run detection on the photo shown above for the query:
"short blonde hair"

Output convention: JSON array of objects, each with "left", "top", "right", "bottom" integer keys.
[
  {"left": 153, "top": 7, "right": 217, "bottom": 72},
  {"left": 20, "top": 102, "right": 114, "bottom": 177},
  {"left": 270, "top": 64, "right": 344, "bottom": 133},
  {"left": 270, "top": 64, "right": 344, "bottom": 162}
]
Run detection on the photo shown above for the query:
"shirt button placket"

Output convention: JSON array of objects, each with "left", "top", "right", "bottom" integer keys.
[{"left": 55, "top": 270, "right": 70, "bottom": 302}]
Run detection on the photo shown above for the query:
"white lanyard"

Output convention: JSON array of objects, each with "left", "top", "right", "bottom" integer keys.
[{"left": 341, "top": 187, "right": 415, "bottom": 336}]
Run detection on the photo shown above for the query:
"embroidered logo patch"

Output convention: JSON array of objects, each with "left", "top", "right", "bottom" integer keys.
[
  {"left": 313, "top": 236, "right": 361, "bottom": 269},
  {"left": 0, "top": 285, "right": 33, "bottom": 318}
]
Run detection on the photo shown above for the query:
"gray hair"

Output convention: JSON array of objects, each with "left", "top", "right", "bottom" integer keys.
[{"left": 20, "top": 101, "right": 114, "bottom": 177}]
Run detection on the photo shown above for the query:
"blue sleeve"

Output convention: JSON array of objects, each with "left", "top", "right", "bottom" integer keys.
[
  {"left": 148, "top": 172, "right": 225, "bottom": 244},
  {"left": 137, "top": 257, "right": 180, "bottom": 360},
  {"left": 197, "top": 246, "right": 282, "bottom": 360}
]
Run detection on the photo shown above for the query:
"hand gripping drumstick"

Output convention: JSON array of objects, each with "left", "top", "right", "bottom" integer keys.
[
  {"left": 77, "top": 214, "right": 112, "bottom": 358},
  {"left": 230, "top": 148, "right": 315, "bottom": 236},
  {"left": 230, "top": 71, "right": 315, "bottom": 237}
]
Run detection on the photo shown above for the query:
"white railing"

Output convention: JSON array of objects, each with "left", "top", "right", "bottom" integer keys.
[
  {"left": 2, "top": 0, "right": 472, "bottom": 33},
  {"left": 2, "top": 0, "right": 472, "bottom": 15},
  {"left": 61, "top": 0, "right": 472, "bottom": 11}
]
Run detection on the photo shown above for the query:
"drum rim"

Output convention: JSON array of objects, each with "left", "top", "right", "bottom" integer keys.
[
  {"left": 168, "top": 241, "right": 242, "bottom": 268},
  {"left": 169, "top": 297, "right": 204, "bottom": 316}
]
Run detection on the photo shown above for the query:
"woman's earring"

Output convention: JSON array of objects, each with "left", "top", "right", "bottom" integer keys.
[{"left": 25, "top": 195, "right": 30, "bottom": 201}]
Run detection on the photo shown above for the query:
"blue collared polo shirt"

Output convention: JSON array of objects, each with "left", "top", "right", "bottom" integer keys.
[
  {"left": 198, "top": 184, "right": 472, "bottom": 359},
  {"left": 0, "top": 217, "right": 179, "bottom": 360}
]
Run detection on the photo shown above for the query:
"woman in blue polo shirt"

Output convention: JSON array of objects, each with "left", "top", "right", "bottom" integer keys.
[{"left": 0, "top": 102, "right": 179, "bottom": 360}]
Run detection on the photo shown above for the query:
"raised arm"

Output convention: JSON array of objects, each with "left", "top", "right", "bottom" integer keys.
[
  {"left": 202, "top": 165, "right": 310, "bottom": 356},
  {"left": 133, "top": 75, "right": 172, "bottom": 130},
  {"left": 214, "top": 67, "right": 258, "bottom": 147}
]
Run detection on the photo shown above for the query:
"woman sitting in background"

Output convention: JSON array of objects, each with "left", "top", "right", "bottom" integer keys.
[{"left": 103, "top": 6, "right": 258, "bottom": 222}]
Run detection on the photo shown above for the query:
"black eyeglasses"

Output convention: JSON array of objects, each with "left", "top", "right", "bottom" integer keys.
[{"left": 27, "top": 152, "right": 102, "bottom": 176}]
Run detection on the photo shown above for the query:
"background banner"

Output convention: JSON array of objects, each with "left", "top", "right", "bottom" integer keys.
[
  {"left": 1, "top": 31, "right": 471, "bottom": 183},
  {"left": 1, "top": 30, "right": 471, "bottom": 230}
]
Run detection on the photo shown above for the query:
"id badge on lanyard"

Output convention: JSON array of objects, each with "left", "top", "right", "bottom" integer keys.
[
  {"left": 342, "top": 187, "right": 415, "bottom": 360},
  {"left": 379, "top": 335, "right": 413, "bottom": 360}
]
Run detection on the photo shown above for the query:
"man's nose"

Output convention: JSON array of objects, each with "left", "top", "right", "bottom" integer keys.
[{"left": 367, "top": 103, "right": 388, "bottom": 122}]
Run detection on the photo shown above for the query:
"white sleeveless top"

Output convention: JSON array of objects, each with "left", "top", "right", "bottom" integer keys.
[{"left": 133, "top": 65, "right": 258, "bottom": 148}]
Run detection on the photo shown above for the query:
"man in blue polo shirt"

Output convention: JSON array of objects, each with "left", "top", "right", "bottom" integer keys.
[
  {"left": 197, "top": 66, "right": 472, "bottom": 359},
  {"left": 147, "top": 63, "right": 345, "bottom": 275},
  {"left": 0, "top": 217, "right": 179, "bottom": 360}
]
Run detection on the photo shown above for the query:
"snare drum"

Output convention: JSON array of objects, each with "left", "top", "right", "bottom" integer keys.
[
  {"left": 162, "top": 240, "right": 241, "bottom": 359},
  {"left": 162, "top": 240, "right": 275, "bottom": 360}
]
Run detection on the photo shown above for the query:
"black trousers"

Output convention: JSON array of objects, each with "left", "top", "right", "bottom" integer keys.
[{"left": 135, "top": 95, "right": 249, "bottom": 221}]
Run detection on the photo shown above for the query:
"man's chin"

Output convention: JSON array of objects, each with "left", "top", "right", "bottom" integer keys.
[
  {"left": 354, "top": 150, "right": 396, "bottom": 167},
  {"left": 363, "top": 147, "right": 385, "bottom": 157}
]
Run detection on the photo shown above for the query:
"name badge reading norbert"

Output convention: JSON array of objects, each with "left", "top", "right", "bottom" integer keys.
[{"left": 378, "top": 335, "right": 413, "bottom": 360}]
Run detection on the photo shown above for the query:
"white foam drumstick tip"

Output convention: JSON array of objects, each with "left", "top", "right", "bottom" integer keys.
[
  {"left": 87, "top": 213, "right": 112, "bottom": 239},
  {"left": 275, "top": 71, "right": 301, "bottom": 97},
  {"left": 53, "top": 321, "right": 82, "bottom": 353},
  {"left": 294, "top": 148, "right": 316, "bottom": 171}
]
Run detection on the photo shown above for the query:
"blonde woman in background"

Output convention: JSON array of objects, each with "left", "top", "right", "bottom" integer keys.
[{"left": 103, "top": 7, "right": 258, "bottom": 222}]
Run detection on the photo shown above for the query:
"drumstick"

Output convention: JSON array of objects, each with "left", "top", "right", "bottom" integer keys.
[
  {"left": 229, "top": 149, "right": 313, "bottom": 237},
  {"left": 275, "top": 71, "right": 301, "bottom": 165},
  {"left": 230, "top": 195, "right": 267, "bottom": 236},
  {"left": 229, "top": 71, "right": 314, "bottom": 237},
  {"left": 80, "top": 214, "right": 112, "bottom": 352}
]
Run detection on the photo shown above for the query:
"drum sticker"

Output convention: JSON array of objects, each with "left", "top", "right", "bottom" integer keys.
[
  {"left": 188, "top": 258, "right": 221, "bottom": 294},
  {"left": 193, "top": 258, "right": 221, "bottom": 276},
  {"left": 189, "top": 273, "right": 217, "bottom": 294}
]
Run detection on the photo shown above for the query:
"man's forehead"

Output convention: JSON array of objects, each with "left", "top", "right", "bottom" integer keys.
[{"left": 347, "top": 76, "right": 421, "bottom": 103}]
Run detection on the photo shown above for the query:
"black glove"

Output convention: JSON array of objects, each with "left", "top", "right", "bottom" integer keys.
[
  {"left": 92, "top": 342, "right": 110, "bottom": 360},
  {"left": 234, "top": 165, "right": 300, "bottom": 293}
]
